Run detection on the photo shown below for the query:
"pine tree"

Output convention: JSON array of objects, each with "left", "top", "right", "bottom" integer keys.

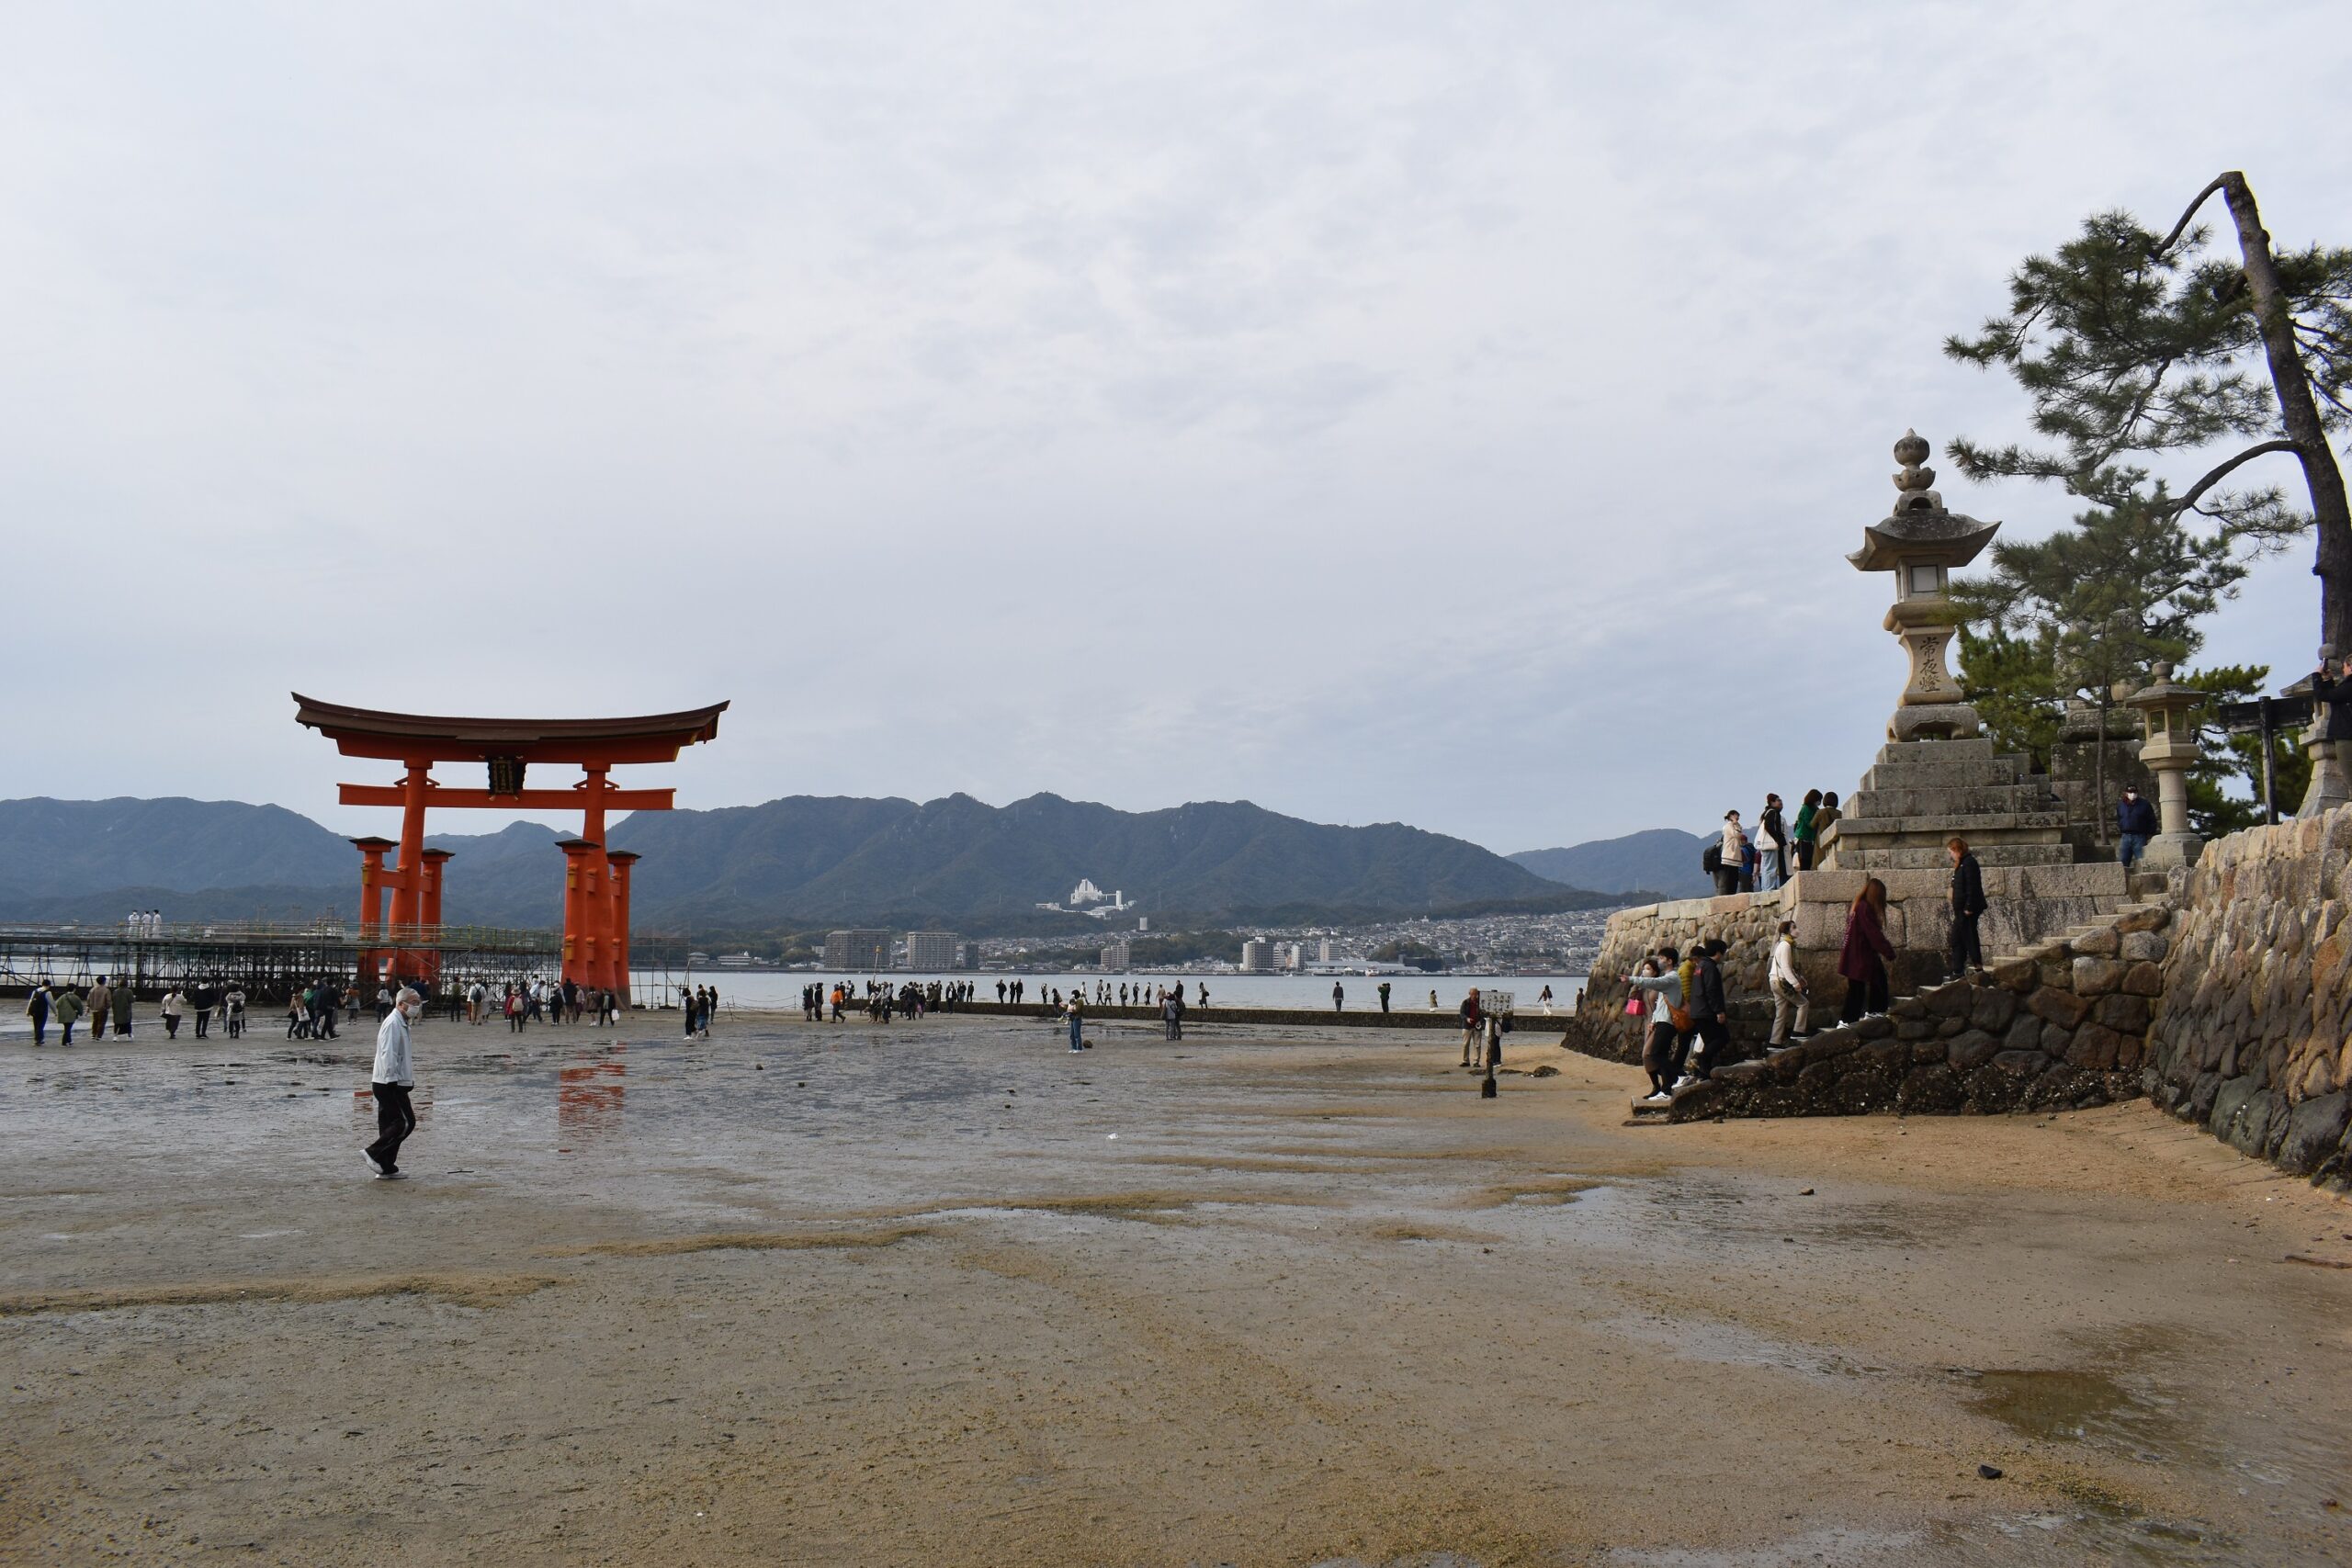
[
  {"left": 1945, "top": 174, "right": 2352, "bottom": 649},
  {"left": 1951, "top": 496, "right": 2253, "bottom": 834}
]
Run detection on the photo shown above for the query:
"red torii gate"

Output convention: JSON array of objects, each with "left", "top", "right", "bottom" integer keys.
[{"left": 293, "top": 694, "right": 727, "bottom": 1000}]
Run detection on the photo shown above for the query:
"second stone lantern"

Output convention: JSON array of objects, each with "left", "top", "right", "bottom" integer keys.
[
  {"left": 2126, "top": 661, "right": 2207, "bottom": 868},
  {"left": 1849, "top": 430, "right": 2001, "bottom": 741}
]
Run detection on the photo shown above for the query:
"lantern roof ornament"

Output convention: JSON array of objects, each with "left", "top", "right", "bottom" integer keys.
[{"left": 1847, "top": 429, "right": 2001, "bottom": 572}]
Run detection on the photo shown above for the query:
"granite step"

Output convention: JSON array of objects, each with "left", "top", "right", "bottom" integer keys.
[
  {"left": 1841, "top": 785, "right": 2066, "bottom": 818},
  {"left": 1827, "top": 843, "right": 2078, "bottom": 870}
]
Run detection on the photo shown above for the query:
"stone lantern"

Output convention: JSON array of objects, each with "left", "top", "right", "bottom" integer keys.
[
  {"left": 2125, "top": 661, "right": 2205, "bottom": 867},
  {"left": 1848, "top": 430, "right": 2001, "bottom": 741},
  {"left": 2295, "top": 644, "right": 2351, "bottom": 819}
]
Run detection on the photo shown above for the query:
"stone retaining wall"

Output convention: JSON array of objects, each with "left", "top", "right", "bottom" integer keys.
[
  {"left": 1667, "top": 907, "right": 2163, "bottom": 1121},
  {"left": 2143, "top": 807, "right": 2352, "bottom": 1182},
  {"left": 1566, "top": 863, "right": 2132, "bottom": 1065}
]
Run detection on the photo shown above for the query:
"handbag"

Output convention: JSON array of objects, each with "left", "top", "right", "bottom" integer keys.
[{"left": 1623, "top": 994, "right": 1644, "bottom": 1016}]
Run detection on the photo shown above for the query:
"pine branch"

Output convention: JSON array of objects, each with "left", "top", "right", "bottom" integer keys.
[{"left": 2154, "top": 175, "right": 2231, "bottom": 258}]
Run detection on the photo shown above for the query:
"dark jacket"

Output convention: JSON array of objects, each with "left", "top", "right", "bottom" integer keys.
[
  {"left": 2313, "top": 673, "right": 2352, "bottom": 742},
  {"left": 2116, "top": 795, "right": 2158, "bottom": 838},
  {"left": 1951, "top": 852, "right": 1988, "bottom": 918},
  {"left": 1838, "top": 900, "right": 1894, "bottom": 983},
  {"left": 1690, "top": 955, "right": 1727, "bottom": 1018}
]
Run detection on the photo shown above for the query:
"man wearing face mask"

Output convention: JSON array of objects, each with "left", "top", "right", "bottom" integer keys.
[{"left": 364, "top": 987, "right": 423, "bottom": 1180}]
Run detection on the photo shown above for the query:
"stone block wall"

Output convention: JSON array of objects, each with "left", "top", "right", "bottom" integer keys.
[
  {"left": 2143, "top": 806, "right": 2352, "bottom": 1182},
  {"left": 1665, "top": 910, "right": 2162, "bottom": 1122},
  {"left": 1564, "top": 862, "right": 2133, "bottom": 1065}
]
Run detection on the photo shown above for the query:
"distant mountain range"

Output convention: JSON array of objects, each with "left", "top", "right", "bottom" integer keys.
[
  {"left": 0, "top": 795, "right": 1657, "bottom": 934},
  {"left": 1510, "top": 828, "right": 1713, "bottom": 901}
]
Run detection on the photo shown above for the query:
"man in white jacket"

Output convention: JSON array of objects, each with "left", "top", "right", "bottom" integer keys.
[
  {"left": 1767, "top": 919, "right": 1810, "bottom": 1046},
  {"left": 364, "top": 988, "right": 422, "bottom": 1179}
]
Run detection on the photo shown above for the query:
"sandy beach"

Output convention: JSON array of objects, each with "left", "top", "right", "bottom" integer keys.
[{"left": 4, "top": 1012, "right": 2348, "bottom": 1565}]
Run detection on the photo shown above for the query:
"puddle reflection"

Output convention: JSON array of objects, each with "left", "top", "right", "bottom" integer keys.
[{"left": 559, "top": 1045, "right": 627, "bottom": 1149}]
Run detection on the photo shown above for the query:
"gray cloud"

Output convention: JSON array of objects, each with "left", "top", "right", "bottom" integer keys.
[{"left": 1, "top": 1, "right": 2345, "bottom": 855}]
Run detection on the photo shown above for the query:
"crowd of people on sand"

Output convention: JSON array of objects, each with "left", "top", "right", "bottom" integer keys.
[
  {"left": 799, "top": 978, "right": 982, "bottom": 1023},
  {"left": 441, "top": 977, "right": 626, "bottom": 1030},
  {"left": 19, "top": 976, "right": 256, "bottom": 1045}
]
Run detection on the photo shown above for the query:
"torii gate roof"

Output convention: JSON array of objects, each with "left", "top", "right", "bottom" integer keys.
[{"left": 293, "top": 693, "right": 729, "bottom": 763}]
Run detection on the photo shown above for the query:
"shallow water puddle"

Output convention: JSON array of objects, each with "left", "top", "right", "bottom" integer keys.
[{"left": 1962, "top": 1367, "right": 2180, "bottom": 1455}]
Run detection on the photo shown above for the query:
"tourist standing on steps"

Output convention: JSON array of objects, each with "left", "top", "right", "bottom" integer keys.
[
  {"left": 364, "top": 987, "right": 422, "bottom": 1179},
  {"left": 26, "top": 982, "right": 51, "bottom": 1045},
  {"left": 1838, "top": 877, "right": 1894, "bottom": 1022},
  {"left": 1792, "top": 789, "right": 1823, "bottom": 872},
  {"left": 1624, "top": 949, "right": 1688, "bottom": 1102},
  {"left": 1813, "top": 793, "right": 1842, "bottom": 859},
  {"left": 1713, "top": 811, "right": 1747, "bottom": 897},
  {"left": 1767, "top": 920, "right": 1809, "bottom": 1046},
  {"left": 2115, "top": 784, "right": 2158, "bottom": 868},
  {"left": 2308, "top": 651, "right": 2352, "bottom": 775},
  {"left": 1947, "top": 836, "right": 1989, "bottom": 980},
  {"left": 1758, "top": 795, "right": 1790, "bottom": 890},
  {"left": 1684, "top": 941, "right": 1730, "bottom": 1086},
  {"left": 1331, "top": 981, "right": 1344, "bottom": 1014}
]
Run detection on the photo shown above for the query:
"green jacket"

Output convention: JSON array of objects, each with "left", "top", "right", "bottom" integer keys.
[
  {"left": 1792, "top": 803, "right": 1818, "bottom": 843},
  {"left": 54, "top": 992, "right": 85, "bottom": 1024}
]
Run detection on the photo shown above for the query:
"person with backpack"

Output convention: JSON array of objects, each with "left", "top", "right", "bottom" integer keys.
[
  {"left": 1947, "top": 836, "right": 1989, "bottom": 981},
  {"left": 26, "top": 982, "right": 51, "bottom": 1046},
  {"left": 1838, "top": 878, "right": 1895, "bottom": 1022},
  {"left": 1624, "top": 948, "right": 1690, "bottom": 1102}
]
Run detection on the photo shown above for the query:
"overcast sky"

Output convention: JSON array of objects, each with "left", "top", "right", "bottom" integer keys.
[{"left": 5, "top": 3, "right": 2347, "bottom": 856}]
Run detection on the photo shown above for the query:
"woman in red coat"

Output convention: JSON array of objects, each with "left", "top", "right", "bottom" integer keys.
[{"left": 1838, "top": 877, "right": 1895, "bottom": 1023}]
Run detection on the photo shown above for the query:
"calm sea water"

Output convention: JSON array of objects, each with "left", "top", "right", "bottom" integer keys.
[{"left": 662, "top": 971, "right": 1589, "bottom": 1013}]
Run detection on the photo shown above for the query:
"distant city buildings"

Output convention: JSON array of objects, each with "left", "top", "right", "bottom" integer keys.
[
  {"left": 1317, "top": 939, "right": 1337, "bottom": 964},
  {"left": 958, "top": 941, "right": 981, "bottom": 970},
  {"left": 905, "top": 931, "right": 960, "bottom": 971},
  {"left": 1239, "top": 938, "right": 1272, "bottom": 972},
  {"left": 823, "top": 929, "right": 891, "bottom": 971},
  {"left": 1101, "top": 939, "right": 1131, "bottom": 970}
]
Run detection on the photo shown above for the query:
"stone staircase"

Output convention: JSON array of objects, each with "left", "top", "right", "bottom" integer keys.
[
  {"left": 1823, "top": 739, "right": 2074, "bottom": 870},
  {"left": 1984, "top": 875, "right": 2171, "bottom": 967},
  {"left": 1629, "top": 886, "right": 2174, "bottom": 1122}
]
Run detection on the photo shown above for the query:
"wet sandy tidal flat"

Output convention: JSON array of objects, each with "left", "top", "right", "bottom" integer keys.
[{"left": 3, "top": 1013, "right": 2349, "bottom": 1565}]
